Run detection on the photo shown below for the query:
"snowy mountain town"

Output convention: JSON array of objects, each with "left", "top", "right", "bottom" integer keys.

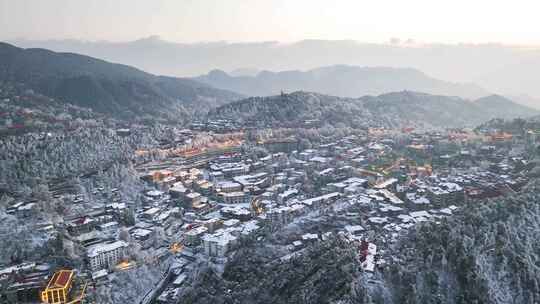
[
  {"left": 3, "top": 1, "right": 540, "bottom": 303},
  {"left": 2, "top": 118, "right": 539, "bottom": 303}
]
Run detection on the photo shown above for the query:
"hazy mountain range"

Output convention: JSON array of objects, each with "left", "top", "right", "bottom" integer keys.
[
  {"left": 195, "top": 66, "right": 488, "bottom": 99},
  {"left": 0, "top": 42, "right": 241, "bottom": 121},
  {"left": 9, "top": 37, "right": 540, "bottom": 107},
  {"left": 1, "top": 41, "right": 537, "bottom": 128}
]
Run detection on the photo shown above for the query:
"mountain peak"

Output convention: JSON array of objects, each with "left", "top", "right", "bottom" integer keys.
[
  {"left": 133, "top": 35, "right": 165, "bottom": 45},
  {"left": 207, "top": 69, "right": 230, "bottom": 78},
  {"left": 475, "top": 94, "right": 515, "bottom": 105}
]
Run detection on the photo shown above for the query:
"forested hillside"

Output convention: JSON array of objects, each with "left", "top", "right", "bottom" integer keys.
[
  {"left": 374, "top": 181, "right": 540, "bottom": 304},
  {"left": 208, "top": 91, "right": 538, "bottom": 129},
  {"left": 179, "top": 237, "right": 361, "bottom": 304},
  {"left": 0, "top": 42, "right": 242, "bottom": 121}
]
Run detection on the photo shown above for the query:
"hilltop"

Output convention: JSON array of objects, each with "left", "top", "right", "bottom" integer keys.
[{"left": 208, "top": 91, "right": 538, "bottom": 129}]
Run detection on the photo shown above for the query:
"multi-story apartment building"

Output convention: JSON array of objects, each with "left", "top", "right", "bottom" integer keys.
[{"left": 87, "top": 241, "right": 128, "bottom": 271}]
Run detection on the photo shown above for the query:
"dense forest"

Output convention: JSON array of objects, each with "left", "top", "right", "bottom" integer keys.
[
  {"left": 375, "top": 180, "right": 540, "bottom": 304},
  {"left": 0, "top": 126, "right": 164, "bottom": 194},
  {"left": 179, "top": 236, "right": 361, "bottom": 304}
]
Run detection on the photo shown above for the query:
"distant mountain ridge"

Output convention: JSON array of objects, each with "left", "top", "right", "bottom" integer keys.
[
  {"left": 0, "top": 42, "right": 242, "bottom": 121},
  {"left": 1, "top": 41, "right": 534, "bottom": 126},
  {"left": 12, "top": 37, "right": 540, "bottom": 104},
  {"left": 208, "top": 91, "right": 538, "bottom": 128},
  {"left": 195, "top": 66, "right": 488, "bottom": 99}
]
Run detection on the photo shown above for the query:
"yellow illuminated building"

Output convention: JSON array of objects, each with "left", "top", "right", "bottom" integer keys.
[
  {"left": 170, "top": 242, "right": 184, "bottom": 253},
  {"left": 40, "top": 269, "right": 87, "bottom": 304},
  {"left": 41, "top": 270, "right": 74, "bottom": 304}
]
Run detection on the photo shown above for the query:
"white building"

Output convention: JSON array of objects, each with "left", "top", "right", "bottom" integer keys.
[
  {"left": 98, "top": 221, "right": 119, "bottom": 235},
  {"left": 218, "top": 181, "right": 243, "bottom": 193},
  {"left": 184, "top": 226, "right": 208, "bottom": 245},
  {"left": 202, "top": 230, "right": 238, "bottom": 257},
  {"left": 344, "top": 225, "right": 365, "bottom": 236},
  {"left": 278, "top": 189, "right": 298, "bottom": 204},
  {"left": 87, "top": 241, "right": 128, "bottom": 271},
  {"left": 220, "top": 191, "right": 250, "bottom": 204}
]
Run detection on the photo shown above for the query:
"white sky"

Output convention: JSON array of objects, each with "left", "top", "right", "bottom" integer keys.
[{"left": 1, "top": 0, "right": 540, "bottom": 44}]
